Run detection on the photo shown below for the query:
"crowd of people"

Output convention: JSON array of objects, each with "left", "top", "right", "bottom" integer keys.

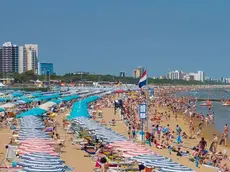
[{"left": 95, "top": 87, "right": 230, "bottom": 171}]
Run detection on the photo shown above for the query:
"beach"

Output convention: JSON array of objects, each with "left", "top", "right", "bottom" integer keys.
[{"left": 0, "top": 87, "right": 229, "bottom": 172}]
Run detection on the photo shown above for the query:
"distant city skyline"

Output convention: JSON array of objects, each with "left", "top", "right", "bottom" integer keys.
[{"left": 0, "top": 41, "right": 54, "bottom": 75}]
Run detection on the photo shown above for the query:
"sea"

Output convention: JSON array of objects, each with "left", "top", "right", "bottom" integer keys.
[{"left": 176, "top": 88, "right": 230, "bottom": 134}]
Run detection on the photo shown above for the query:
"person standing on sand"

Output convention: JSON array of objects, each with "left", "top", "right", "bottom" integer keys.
[
  {"left": 189, "top": 120, "right": 195, "bottom": 136},
  {"left": 176, "top": 125, "right": 182, "bottom": 136},
  {"left": 210, "top": 134, "right": 218, "bottom": 153},
  {"left": 223, "top": 124, "right": 229, "bottom": 146}
]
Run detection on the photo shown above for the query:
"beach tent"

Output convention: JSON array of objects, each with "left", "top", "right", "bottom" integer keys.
[
  {"left": 16, "top": 108, "right": 47, "bottom": 118},
  {"left": 39, "top": 102, "right": 56, "bottom": 111}
]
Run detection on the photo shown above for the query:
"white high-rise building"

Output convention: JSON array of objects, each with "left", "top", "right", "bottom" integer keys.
[
  {"left": 18, "top": 44, "right": 38, "bottom": 74},
  {"left": 25, "top": 44, "right": 38, "bottom": 73},
  {"left": 197, "top": 71, "right": 205, "bottom": 82},
  {"left": 167, "top": 70, "right": 183, "bottom": 80},
  {"left": 18, "top": 46, "right": 26, "bottom": 74}
]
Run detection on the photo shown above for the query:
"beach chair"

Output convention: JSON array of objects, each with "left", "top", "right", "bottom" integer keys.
[{"left": 0, "top": 145, "right": 19, "bottom": 170}]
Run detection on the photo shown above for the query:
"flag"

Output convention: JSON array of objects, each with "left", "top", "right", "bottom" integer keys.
[{"left": 138, "top": 70, "right": 147, "bottom": 88}]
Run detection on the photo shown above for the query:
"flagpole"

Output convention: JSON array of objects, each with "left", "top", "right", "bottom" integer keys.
[{"left": 146, "top": 72, "right": 148, "bottom": 132}]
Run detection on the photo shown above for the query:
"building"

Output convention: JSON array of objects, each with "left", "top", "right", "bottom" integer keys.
[
  {"left": 159, "top": 76, "right": 166, "bottom": 79},
  {"left": 226, "top": 78, "right": 230, "bottom": 84},
  {"left": 0, "top": 42, "right": 19, "bottom": 73},
  {"left": 133, "top": 66, "right": 144, "bottom": 78},
  {"left": 197, "top": 71, "right": 205, "bottom": 82},
  {"left": 25, "top": 44, "right": 38, "bottom": 73},
  {"left": 18, "top": 46, "right": 26, "bottom": 73},
  {"left": 38, "top": 62, "right": 54, "bottom": 75},
  {"left": 119, "top": 71, "right": 125, "bottom": 77},
  {"left": 167, "top": 70, "right": 183, "bottom": 80},
  {"left": 18, "top": 44, "right": 38, "bottom": 74}
]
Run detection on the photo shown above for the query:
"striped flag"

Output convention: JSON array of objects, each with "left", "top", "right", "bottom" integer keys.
[{"left": 138, "top": 71, "right": 147, "bottom": 88}]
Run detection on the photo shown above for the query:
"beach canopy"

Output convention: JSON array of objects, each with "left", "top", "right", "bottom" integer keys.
[
  {"left": 51, "top": 99, "right": 62, "bottom": 104},
  {"left": 39, "top": 102, "right": 56, "bottom": 111},
  {"left": 68, "top": 96, "right": 100, "bottom": 120},
  {"left": 16, "top": 108, "right": 47, "bottom": 118},
  {"left": 11, "top": 92, "right": 24, "bottom": 97},
  {"left": 32, "top": 92, "right": 42, "bottom": 97},
  {"left": 33, "top": 94, "right": 61, "bottom": 102},
  {"left": 62, "top": 94, "right": 79, "bottom": 102},
  {"left": 20, "top": 98, "right": 32, "bottom": 103}
]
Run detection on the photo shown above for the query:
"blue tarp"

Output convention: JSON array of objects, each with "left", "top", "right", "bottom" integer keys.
[
  {"left": 16, "top": 108, "right": 47, "bottom": 118},
  {"left": 68, "top": 96, "right": 100, "bottom": 120}
]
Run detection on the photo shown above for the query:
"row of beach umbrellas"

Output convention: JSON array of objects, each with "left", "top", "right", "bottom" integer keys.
[
  {"left": 16, "top": 115, "right": 70, "bottom": 171},
  {"left": 71, "top": 117, "right": 195, "bottom": 172}
]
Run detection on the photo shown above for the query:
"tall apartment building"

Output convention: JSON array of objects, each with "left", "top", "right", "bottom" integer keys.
[
  {"left": 197, "top": 71, "right": 205, "bottom": 82},
  {"left": 133, "top": 66, "right": 144, "bottom": 78},
  {"left": 18, "top": 44, "right": 38, "bottom": 74},
  {"left": 0, "top": 42, "right": 19, "bottom": 73},
  {"left": 167, "top": 70, "right": 182, "bottom": 80}
]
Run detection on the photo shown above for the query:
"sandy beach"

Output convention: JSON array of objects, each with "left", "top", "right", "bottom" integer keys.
[
  {"left": 0, "top": 87, "right": 229, "bottom": 172},
  {"left": 54, "top": 110, "right": 96, "bottom": 172},
  {"left": 100, "top": 107, "right": 217, "bottom": 172}
]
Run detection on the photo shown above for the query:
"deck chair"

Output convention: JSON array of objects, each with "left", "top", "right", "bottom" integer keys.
[{"left": 0, "top": 145, "right": 18, "bottom": 169}]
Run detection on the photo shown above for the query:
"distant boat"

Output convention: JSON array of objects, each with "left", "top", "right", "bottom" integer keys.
[
  {"left": 222, "top": 100, "right": 230, "bottom": 106},
  {"left": 200, "top": 100, "right": 212, "bottom": 107}
]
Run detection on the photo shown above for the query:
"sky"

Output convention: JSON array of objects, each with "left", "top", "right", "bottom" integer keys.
[{"left": 0, "top": 1, "right": 229, "bottom": 78}]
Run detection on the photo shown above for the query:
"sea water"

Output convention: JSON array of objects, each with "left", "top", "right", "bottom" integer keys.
[{"left": 176, "top": 89, "right": 230, "bottom": 135}]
